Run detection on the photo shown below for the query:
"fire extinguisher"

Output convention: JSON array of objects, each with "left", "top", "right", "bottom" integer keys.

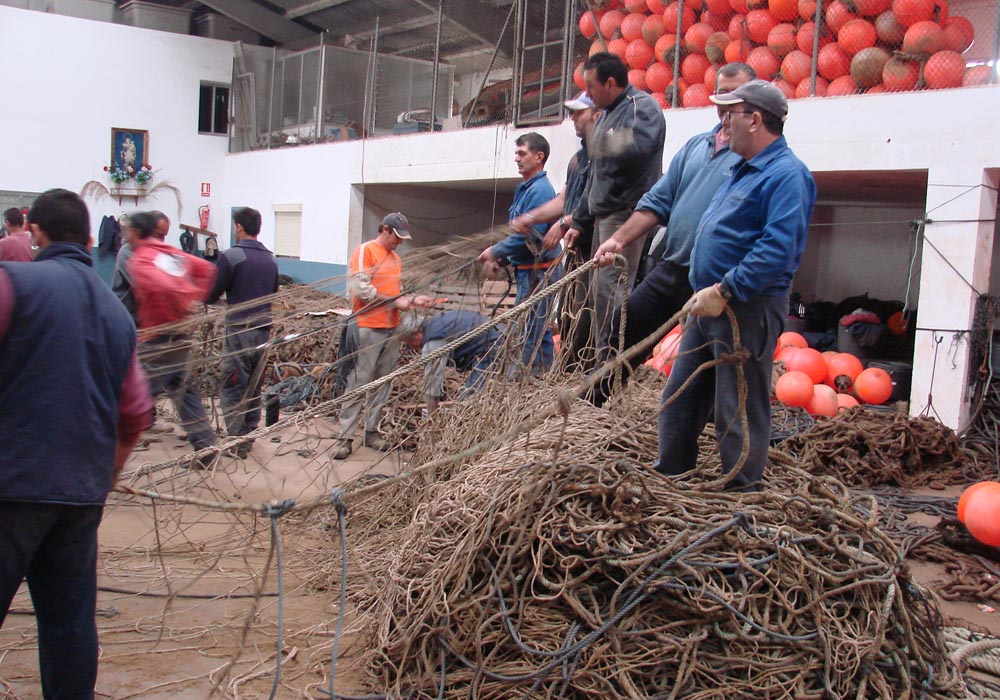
[{"left": 198, "top": 205, "right": 210, "bottom": 229}]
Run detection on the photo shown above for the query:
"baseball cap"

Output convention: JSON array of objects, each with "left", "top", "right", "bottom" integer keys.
[
  {"left": 564, "top": 92, "right": 595, "bottom": 111},
  {"left": 382, "top": 212, "right": 411, "bottom": 239},
  {"left": 709, "top": 79, "right": 788, "bottom": 122}
]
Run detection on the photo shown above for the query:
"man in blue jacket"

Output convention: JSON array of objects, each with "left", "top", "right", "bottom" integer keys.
[
  {"left": 0, "top": 189, "right": 153, "bottom": 699},
  {"left": 206, "top": 207, "right": 279, "bottom": 459},
  {"left": 478, "top": 132, "right": 557, "bottom": 375},
  {"left": 659, "top": 80, "right": 816, "bottom": 492},
  {"left": 591, "top": 62, "right": 756, "bottom": 404},
  {"left": 403, "top": 309, "right": 505, "bottom": 414}
]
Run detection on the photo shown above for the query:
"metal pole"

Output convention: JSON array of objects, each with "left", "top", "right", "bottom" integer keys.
[
  {"left": 810, "top": 0, "right": 824, "bottom": 96},
  {"left": 267, "top": 47, "right": 276, "bottom": 150},
  {"left": 463, "top": 2, "right": 516, "bottom": 128},
  {"left": 992, "top": 0, "right": 1000, "bottom": 84},
  {"left": 512, "top": 0, "right": 525, "bottom": 124},
  {"left": 317, "top": 40, "right": 326, "bottom": 140},
  {"left": 364, "top": 16, "right": 380, "bottom": 135},
  {"left": 672, "top": 0, "right": 683, "bottom": 108},
  {"left": 430, "top": 0, "right": 444, "bottom": 132},
  {"left": 560, "top": 0, "right": 574, "bottom": 118},
  {"left": 538, "top": 0, "right": 550, "bottom": 116}
]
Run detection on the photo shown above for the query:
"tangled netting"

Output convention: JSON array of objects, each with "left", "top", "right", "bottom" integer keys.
[
  {"left": 309, "top": 390, "right": 970, "bottom": 700},
  {"left": 779, "top": 410, "right": 992, "bottom": 489}
]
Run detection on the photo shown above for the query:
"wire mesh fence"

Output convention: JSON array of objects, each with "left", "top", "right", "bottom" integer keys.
[{"left": 230, "top": 0, "right": 998, "bottom": 153}]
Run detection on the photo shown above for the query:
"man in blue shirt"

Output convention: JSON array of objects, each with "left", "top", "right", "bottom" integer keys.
[
  {"left": 206, "top": 207, "right": 279, "bottom": 459},
  {"left": 478, "top": 132, "right": 557, "bottom": 375},
  {"left": 658, "top": 80, "right": 817, "bottom": 492},
  {"left": 591, "top": 62, "right": 756, "bottom": 404}
]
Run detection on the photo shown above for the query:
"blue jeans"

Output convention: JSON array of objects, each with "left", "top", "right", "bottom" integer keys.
[
  {"left": 657, "top": 295, "right": 786, "bottom": 490},
  {"left": 143, "top": 335, "right": 216, "bottom": 450},
  {"left": 514, "top": 266, "right": 558, "bottom": 374},
  {"left": 220, "top": 325, "right": 270, "bottom": 437},
  {"left": 0, "top": 502, "right": 103, "bottom": 700}
]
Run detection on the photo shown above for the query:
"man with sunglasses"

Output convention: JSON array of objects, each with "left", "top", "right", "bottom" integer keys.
[
  {"left": 658, "top": 79, "right": 816, "bottom": 492},
  {"left": 589, "top": 62, "right": 756, "bottom": 405}
]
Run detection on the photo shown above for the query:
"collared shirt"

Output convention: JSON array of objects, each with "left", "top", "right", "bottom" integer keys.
[
  {"left": 564, "top": 145, "right": 590, "bottom": 217},
  {"left": 206, "top": 238, "right": 279, "bottom": 326},
  {"left": 490, "top": 170, "right": 557, "bottom": 267},
  {"left": 689, "top": 136, "right": 817, "bottom": 301},
  {"left": 635, "top": 125, "right": 742, "bottom": 269}
]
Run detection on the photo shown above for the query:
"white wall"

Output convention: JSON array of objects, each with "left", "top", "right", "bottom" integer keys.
[{"left": 0, "top": 5, "right": 234, "bottom": 246}]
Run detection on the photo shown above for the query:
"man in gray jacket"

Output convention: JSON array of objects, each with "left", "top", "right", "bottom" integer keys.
[{"left": 567, "top": 51, "right": 665, "bottom": 360}]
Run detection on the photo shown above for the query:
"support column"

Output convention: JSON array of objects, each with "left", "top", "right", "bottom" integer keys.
[{"left": 911, "top": 165, "right": 998, "bottom": 430}]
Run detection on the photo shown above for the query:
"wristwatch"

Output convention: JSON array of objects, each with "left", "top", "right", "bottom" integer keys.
[
  {"left": 717, "top": 279, "right": 734, "bottom": 301},
  {"left": 559, "top": 216, "right": 570, "bottom": 231}
]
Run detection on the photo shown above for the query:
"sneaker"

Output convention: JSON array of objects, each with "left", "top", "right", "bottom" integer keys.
[
  {"left": 331, "top": 439, "right": 353, "bottom": 461},
  {"left": 364, "top": 431, "right": 391, "bottom": 452}
]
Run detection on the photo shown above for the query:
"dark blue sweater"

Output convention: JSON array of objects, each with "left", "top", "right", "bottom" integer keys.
[
  {"left": 206, "top": 239, "right": 279, "bottom": 325},
  {"left": 0, "top": 243, "right": 137, "bottom": 505}
]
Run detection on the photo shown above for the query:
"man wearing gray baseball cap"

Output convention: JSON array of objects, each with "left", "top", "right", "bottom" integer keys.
[{"left": 655, "top": 78, "right": 816, "bottom": 493}]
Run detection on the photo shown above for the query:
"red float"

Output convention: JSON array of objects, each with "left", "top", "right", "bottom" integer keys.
[
  {"left": 882, "top": 56, "right": 919, "bottom": 90},
  {"left": 797, "top": 21, "right": 832, "bottom": 54},
  {"left": 924, "top": 49, "right": 966, "bottom": 88},
  {"left": 963, "top": 483, "right": 1000, "bottom": 547},
  {"left": 902, "top": 20, "right": 947, "bottom": 54},
  {"left": 958, "top": 481, "right": 999, "bottom": 523},
  {"left": 892, "top": 0, "right": 934, "bottom": 27},
  {"left": 854, "top": 367, "right": 893, "bottom": 404},
  {"left": 825, "top": 0, "right": 859, "bottom": 32},
  {"left": 838, "top": 19, "right": 877, "bottom": 55},
  {"left": 642, "top": 14, "right": 668, "bottom": 44},
  {"left": 827, "top": 74, "right": 859, "bottom": 95},
  {"left": 664, "top": 1, "right": 697, "bottom": 34},
  {"left": 654, "top": 33, "right": 682, "bottom": 63},
  {"left": 621, "top": 12, "right": 648, "bottom": 41},
  {"left": 646, "top": 60, "right": 674, "bottom": 91},
  {"left": 874, "top": 9, "right": 907, "bottom": 45},
  {"left": 850, "top": 46, "right": 890, "bottom": 87},
  {"left": 629, "top": 67, "right": 649, "bottom": 90},
  {"left": 963, "top": 65, "right": 992, "bottom": 87},
  {"left": 682, "top": 82, "right": 713, "bottom": 106},
  {"left": 817, "top": 43, "right": 852, "bottom": 80},
  {"left": 782, "top": 50, "right": 813, "bottom": 84},
  {"left": 745, "top": 9, "right": 777, "bottom": 43},
  {"left": 943, "top": 15, "right": 975, "bottom": 53},
  {"left": 599, "top": 9, "right": 626, "bottom": 39},
  {"left": 837, "top": 393, "right": 860, "bottom": 412},
  {"left": 747, "top": 45, "right": 780, "bottom": 80},
  {"left": 825, "top": 353, "right": 864, "bottom": 392},
  {"left": 776, "top": 370, "right": 815, "bottom": 408},
  {"left": 795, "top": 75, "right": 829, "bottom": 97},
  {"left": 626, "top": 38, "right": 655, "bottom": 68},
  {"left": 770, "top": 0, "right": 801, "bottom": 21},
  {"left": 682, "top": 52, "right": 713, "bottom": 84},
  {"left": 807, "top": 384, "right": 839, "bottom": 418},
  {"left": 706, "top": 31, "right": 731, "bottom": 63},
  {"left": 767, "top": 23, "right": 798, "bottom": 58}
]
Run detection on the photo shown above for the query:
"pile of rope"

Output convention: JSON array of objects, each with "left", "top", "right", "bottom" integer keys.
[
  {"left": 310, "top": 389, "right": 968, "bottom": 700},
  {"left": 779, "top": 410, "right": 986, "bottom": 489}
]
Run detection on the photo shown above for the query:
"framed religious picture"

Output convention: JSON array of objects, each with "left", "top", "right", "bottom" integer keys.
[{"left": 110, "top": 128, "right": 148, "bottom": 175}]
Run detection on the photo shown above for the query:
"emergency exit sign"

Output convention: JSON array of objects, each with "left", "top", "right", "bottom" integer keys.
[{"left": 200, "top": 183, "right": 211, "bottom": 197}]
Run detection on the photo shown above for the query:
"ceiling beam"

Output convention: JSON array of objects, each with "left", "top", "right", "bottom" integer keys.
[
  {"left": 197, "top": 0, "right": 315, "bottom": 44},
  {"left": 323, "top": 8, "right": 435, "bottom": 42},
  {"left": 284, "top": 0, "right": 352, "bottom": 20},
  {"left": 407, "top": 0, "right": 508, "bottom": 54}
]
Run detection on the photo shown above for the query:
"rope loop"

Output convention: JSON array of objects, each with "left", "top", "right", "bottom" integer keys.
[
  {"left": 329, "top": 488, "right": 347, "bottom": 516},
  {"left": 261, "top": 499, "right": 296, "bottom": 518}
]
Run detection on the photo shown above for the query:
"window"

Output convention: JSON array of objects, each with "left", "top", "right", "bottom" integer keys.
[
  {"left": 273, "top": 204, "right": 302, "bottom": 258},
  {"left": 199, "top": 83, "right": 230, "bottom": 135}
]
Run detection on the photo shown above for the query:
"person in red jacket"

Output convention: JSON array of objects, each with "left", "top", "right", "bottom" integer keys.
[{"left": 128, "top": 211, "right": 218, "bottom": 467}]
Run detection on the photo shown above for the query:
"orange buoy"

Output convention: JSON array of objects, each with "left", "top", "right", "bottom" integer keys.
[
  {"left": 775, "top": 370, "right": 815, "bottom": 408},
  {"left": 958, "top": 481, "right": 999, "bottom": 523},
  {"left": 854, "top": 367, "right": 893, "bottom": 404},
  {"left": 786, "top": 347, "right": 828, "bottom": 384},
  {"left": 963, "top": 483, "right": 1000, "bottom": 547},
  {"left": 806, "top": 384, "right": 839, "bottom": 417}
]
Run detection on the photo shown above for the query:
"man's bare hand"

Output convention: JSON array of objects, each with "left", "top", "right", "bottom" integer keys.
[
  {"left": 542, "top": 221, "right": 565, "bottom": 251},
  {"left": 510, "top": 215, "right": 535, "bottom": 235},
  {"left": 685, "top": 284, "right": 728, "bottom": 318},
  {"left": 592, "top": 236, "right": 624, "bottom": 267},
  {"left": 477, "top": 247, "right": 496, "bottom": 265}
]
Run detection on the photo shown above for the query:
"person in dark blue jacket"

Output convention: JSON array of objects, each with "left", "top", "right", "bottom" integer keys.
[
  {"left": 403, "top": 309, "right": 504, "bottom": 413},
  {"left": 658, "top": 80, "right": 817, "bottom": 492},
  {"left": 0, "top": 189, "right": 153, "bottom": 700},
  {"left": 478, "top": 132, "right": 558, "bottom": 375},
  {"left": 206, "top": 207, "right": 279, "bottom": 458}
]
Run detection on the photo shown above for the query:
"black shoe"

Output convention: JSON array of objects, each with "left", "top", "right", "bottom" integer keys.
[
  {"left": 364, "top": 431, "right": 390, "bottom": 451},
  {"left": 191, "top": 452, "right": 216, "bottom": 470},
  {"left": 236, "top": 439, "right": 253, "bottom": 459}
]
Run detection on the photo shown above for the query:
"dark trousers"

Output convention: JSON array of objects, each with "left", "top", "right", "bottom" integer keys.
[
  {"left": 657, "top": 295, "right": 786, "bottom": 490},
  {"left": 0, "top": 502, "right": 103, "bottom": 700},
  {"left": 220, "top": 325, "right": 270, "bottom": 437},
  {"left": 590, "top": 258, "right": 693, "bottom": 406},
  {"left": 143, "top": 335, "right": 215, "bottom": 450}
]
